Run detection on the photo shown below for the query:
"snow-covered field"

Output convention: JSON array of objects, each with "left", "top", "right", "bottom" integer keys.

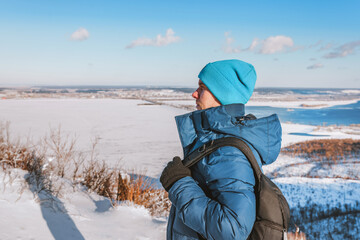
[
  {"left": 1, "top": 98, "right": 358, "bottom": 178},
  {"left": 162, "top": 98, "right": 360, "bottom": 110},
  {"left": 0, "top": 99, "right": 187, "bottom": 178},
  {"left": 1, "top": 97, "right": 359, "bottom": 239},
  {"left": 247, "top": 99, "right": 360, "bottom": 109},
  {"left": 0, "top": 169, "right": 167, "bottom": 240}
]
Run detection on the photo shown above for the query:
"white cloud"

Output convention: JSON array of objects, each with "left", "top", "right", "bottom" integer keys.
[
  {"left": 323, "top": 40, "right": 360, "bottom": 59},
  {"left": 126, "top": 28, "right": 180, "bottom": 49},
  {"left": 222, "top": 33, "right": 296, "bottom": 55},
  {"left": 308, "top": 41, "right": 334, "bottom": 52},
  {"left": 70, "top": 28, "right": 89, "bottom": 41},
  {"left": 259, "top": 35, "right": 294, "bottom": 54},
  {"left": 223, "top": 32, "right": 241, "bottom": 53},
  {"left": 307, "top": 63, "right": 324, "bottom": 70},
  {"left": 248, "top": 38, "right": 260, "bottom": 51}
]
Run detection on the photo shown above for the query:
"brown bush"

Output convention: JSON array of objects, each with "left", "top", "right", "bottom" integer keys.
[
  {"left": 0, "top": 122, "right": 35, "bottom": 172},
  {"left": 281, "top": 139, "right": 360, "bottom": 164},
  {"left": 0, "top": 122, "right": 170, "bottom": 216},
  {"left": 81, "top": 161, "right": 170, "bottom": 216}
]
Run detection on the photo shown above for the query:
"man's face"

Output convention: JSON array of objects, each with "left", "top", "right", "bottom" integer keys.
[{"left": 192, "top": 80, "right": 221, "bottom": 110}]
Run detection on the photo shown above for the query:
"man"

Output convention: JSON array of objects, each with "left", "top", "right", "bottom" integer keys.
[{"left": 160, "top": 59, "right": 282, "bottom": 239}]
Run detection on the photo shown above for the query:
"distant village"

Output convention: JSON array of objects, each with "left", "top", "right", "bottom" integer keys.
[
  {"left": 0, "top": 87, "right": 193, "bottom": 101},
  {"left": 1, "top": 86, "right": 359, "bottom": 103}
]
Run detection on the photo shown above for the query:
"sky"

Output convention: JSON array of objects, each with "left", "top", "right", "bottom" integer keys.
[{"left": 0, "top": 0, "right": 359, "bottom": 88}]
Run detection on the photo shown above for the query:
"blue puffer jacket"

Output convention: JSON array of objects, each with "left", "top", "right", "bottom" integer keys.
[{"left": 167, "top": 104, "right": 282, "bottom": 240}]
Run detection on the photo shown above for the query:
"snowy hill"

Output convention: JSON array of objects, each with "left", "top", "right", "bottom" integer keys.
[
  {"left": 1, "top": 96, "right": 359, "bottom": 239},
  {"left": 0, "top": 169, "right": 167, "bottom": 240}
]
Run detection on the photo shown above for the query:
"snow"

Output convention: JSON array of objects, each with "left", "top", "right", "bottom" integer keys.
[
  {"left": 274, "top": 177, "right": 360, "bottom": 208},
  {"left": 159, "top": 98, "right": 360, "bottom": 110},
  {"left": 246, "top": 99, "right": 360, "bottom": 109},
  {"left": 0, "top": 98, "right": 187, "bottom": 178},
  {"left": 0, "top": 97, "right": 359, "bottom": 239},
  {"left": 281, "top": 122, "right": 360, "bottom": 147},
  {"left": 1, "top": 99, "right": 358, "bottom": 177},
  {"left": 342, "top": 89, "right": 360, "bottom": 94},
  {"left": 0, "top": 169, "right": 167, "bottom": 240}
]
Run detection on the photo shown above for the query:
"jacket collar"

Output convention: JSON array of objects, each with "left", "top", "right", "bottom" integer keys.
[
  {"left": 175, "top": 104, "right": 245, "bottom": 155},
  {"left": 175, "top": 104, "right": 282, "bottom": 165}
]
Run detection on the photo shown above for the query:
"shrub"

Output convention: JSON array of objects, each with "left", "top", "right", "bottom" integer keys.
[
  {"left": 281, "top": 139, "right": 360, "bottom": 164},
  {"left": 0, "top": 122, "right": 170, "bottom": 216}
]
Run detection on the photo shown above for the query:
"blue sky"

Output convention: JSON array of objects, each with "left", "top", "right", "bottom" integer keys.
[{"left": 0, "top": 0, "right": 359, "bottom": 88}]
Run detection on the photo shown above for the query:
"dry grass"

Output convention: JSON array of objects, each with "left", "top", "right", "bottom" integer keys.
[
  {"left": 0, "top": 122, "right": 170, "bottom": 216},
  {"left": 281, "top": 138, "right": 360, "bottom": 164},
  {"left": 0, "top": 122, "right": 51, "bottom": 194},
  {"left": 79, "top": 159, "right": 171, "bottom": 216},
  {"left": 300, "top": 103, "right": 327, "bottom": 108},
  {"left": 0, "top": 122, "right": 34, "bottom": 171}
]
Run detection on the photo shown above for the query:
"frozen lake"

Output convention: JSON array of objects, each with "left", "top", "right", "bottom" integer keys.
[
  {"left": 1, "top": 97, "right": 360, "bottom": 239},
  {"left": 246, "top": 100, "right": 360, "bottom": 126},
  {"left": 1, "top": 98, "right": 187, "bottom": 178},
  {"left": 2, "top": 98, "right": 359, "bottom": 178}
]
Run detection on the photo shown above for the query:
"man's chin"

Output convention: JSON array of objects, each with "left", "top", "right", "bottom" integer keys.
[{"left": 196, "top": 104, "right": 201, "bottom": 110}]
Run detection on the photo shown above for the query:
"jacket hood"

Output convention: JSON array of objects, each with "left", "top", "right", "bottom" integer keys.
[{"left": 175, "top": 104, "right": 282, "bottom": 165}]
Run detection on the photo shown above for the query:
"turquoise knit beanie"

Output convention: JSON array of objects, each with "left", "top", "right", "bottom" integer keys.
[{"left": 198, "top": 59, "right": 257, "bottom": 105}]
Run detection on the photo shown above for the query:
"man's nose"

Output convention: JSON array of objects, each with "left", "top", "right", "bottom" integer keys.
[{"left": 192, "top": 89, "right": 199, "bottom": 99}]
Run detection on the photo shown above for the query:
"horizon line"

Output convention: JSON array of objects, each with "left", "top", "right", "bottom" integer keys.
[{"left": 1, "top": 85, "right": 360, "bottom": 90}]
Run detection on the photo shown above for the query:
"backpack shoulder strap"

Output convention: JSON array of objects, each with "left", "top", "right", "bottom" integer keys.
[{"left": 182, "top": 137, "right": 262, "bottom": 181}]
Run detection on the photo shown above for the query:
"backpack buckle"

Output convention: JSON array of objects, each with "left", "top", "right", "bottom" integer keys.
[
  {"left": 198, "top": 144, "right": 206, "bottom": 153},
  {"left": 198, "top": 140, "right": 215, "bottom": 153}
]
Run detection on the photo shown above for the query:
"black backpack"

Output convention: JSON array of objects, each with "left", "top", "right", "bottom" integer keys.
[{"left": 182, "top": 137, "right": 290, "bottom": 240}]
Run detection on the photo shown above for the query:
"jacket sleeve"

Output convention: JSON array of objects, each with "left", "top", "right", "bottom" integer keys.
[{"left": 168, "top": 147, "right": 256, "bottom": 240}]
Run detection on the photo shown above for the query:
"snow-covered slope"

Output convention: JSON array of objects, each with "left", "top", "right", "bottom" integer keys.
[
  {"left": 1, "top": 98, "right": 359, "bottom": 239},
  {"left": 0, "top": 169, "right": 167, "bottom": 240}
]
